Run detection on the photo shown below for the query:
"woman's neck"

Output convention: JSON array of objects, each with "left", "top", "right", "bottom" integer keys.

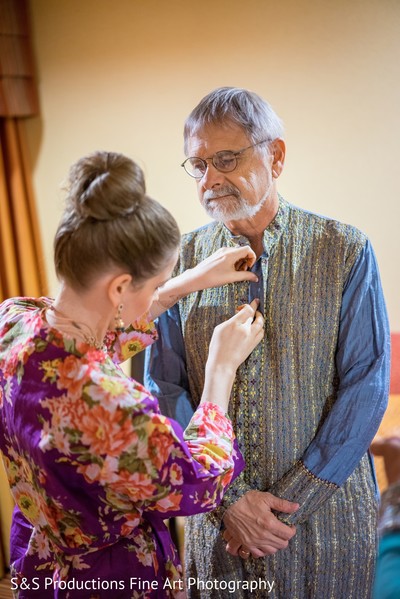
[{"left": 50, "top": 283, "right": 111, "bottom": 348}]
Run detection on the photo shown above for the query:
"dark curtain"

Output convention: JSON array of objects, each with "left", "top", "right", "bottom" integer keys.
[{"left": 0, "top": 0, "right": 46, "bottom": 573}]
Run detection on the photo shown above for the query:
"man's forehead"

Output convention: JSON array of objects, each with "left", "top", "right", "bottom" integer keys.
[{"left": 187, "top": 122, "right": 251, "bottom": 155}]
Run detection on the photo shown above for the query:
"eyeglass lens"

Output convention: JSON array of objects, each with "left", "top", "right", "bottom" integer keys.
[
  {"left": 185, "top": 151, "right": 237, "bottom": 178},
  {"left": 182, "top": 140, "right": 269, "bottom": 178}
]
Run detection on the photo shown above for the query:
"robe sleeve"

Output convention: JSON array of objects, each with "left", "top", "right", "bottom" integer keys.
[
  {"left": 144, "top": 306, "right": 252, "bottom": 524},
  {"left": 269, "top": 240, "right": 390, "bottom": 524},
  {"left": 91, "top": 397, "right": 245, "bottom": 519},
  {"left": 105, "top": 313, "right": 158, "bottom": 364}
]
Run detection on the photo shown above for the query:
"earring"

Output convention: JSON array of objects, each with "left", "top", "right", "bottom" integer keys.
[
  {"left": 114, "top": 303, "right": 125, "bottom": 333},
  {"left": 272, "top": 169, "right": 278, "bottom": 177}
]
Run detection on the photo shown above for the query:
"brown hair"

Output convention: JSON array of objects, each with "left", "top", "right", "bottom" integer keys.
[{"left": 54, "top": 151, "right": 180, "bottom": 289}]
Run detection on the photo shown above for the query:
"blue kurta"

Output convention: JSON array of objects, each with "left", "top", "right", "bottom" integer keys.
[{"left": 145, "top": 197, "right": 390, "bottom": 598}]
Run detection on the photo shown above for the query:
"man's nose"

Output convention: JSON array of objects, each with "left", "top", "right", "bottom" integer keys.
[{"left": 200, "top": 162, "right": 226, "bottom": 189}]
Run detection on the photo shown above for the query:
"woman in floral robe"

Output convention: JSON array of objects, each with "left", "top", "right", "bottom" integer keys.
[{"left": 0, "top": 152, "right": 263, "bottom": 598}]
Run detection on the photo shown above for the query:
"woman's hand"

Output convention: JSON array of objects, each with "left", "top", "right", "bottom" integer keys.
[
  {"left": 150, "top": 246, "right": 258, "bottom": 319},
  {"left": 201, "top": 299, "right": 264, "bottom": 412},
  {"left": 207, "top": 299, "right": 264, "bottom": 374},
  {"left": 186, "top": 246, "right": 258, "bottom": 291}
]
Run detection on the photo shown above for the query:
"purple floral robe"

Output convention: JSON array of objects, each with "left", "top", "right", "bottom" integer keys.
[{"left": 0, "top": 297, "right": 244, "bottom": 598}]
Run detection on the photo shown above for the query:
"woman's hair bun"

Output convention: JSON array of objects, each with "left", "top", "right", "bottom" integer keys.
[
  {"left": 55, "top": 150, "right": 180, "bottom": 291},
  {"left": 66, "top": 151, "right": 146, "bottom": 221}
]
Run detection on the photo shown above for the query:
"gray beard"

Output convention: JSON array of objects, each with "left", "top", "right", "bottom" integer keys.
[{"left": 202, "top": 186, "right": 270, "bottom": 223}]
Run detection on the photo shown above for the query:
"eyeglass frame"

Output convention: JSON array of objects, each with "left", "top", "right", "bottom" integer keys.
[{"left": 180, "top": 139, "right": 270, "bottom": 179}]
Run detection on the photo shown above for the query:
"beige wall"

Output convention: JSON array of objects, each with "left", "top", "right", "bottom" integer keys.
[{"left": 26, "top": 0, "right": 400, "bottom": 327}]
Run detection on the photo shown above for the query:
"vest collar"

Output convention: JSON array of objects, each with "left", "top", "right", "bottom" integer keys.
[{"left": 221, "top": 195, "right": 290, "bottom": 257}]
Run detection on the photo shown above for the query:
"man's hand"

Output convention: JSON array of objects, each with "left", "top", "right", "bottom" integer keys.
[{"left": 222, "top": 490, "right": 299, "bottom": 558}]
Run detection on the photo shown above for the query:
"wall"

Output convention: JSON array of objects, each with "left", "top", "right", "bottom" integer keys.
[{"left": 25, "top": 0, "right": 400, "bottom": 327}]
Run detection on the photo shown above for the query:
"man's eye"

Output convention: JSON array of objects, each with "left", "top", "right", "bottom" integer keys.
[
  {"left": 190, "top": 159, "right": 205, "bottom": 170},
  {"left": 215, "top": 153, "right": 235, "bottom": 170}
]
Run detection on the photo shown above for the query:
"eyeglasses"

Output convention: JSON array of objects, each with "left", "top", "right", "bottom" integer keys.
[{"left": 181, "top": 139, "right": 269, "bottom": 179}]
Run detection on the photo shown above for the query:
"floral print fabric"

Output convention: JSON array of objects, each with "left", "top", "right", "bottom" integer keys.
[{"left": 0, "top": 297, "right": 244, "bottom": 598}]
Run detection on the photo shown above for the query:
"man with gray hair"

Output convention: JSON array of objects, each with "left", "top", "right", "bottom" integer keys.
[{"left": 145, "top": 87, "right": 390, "bottom": 598}]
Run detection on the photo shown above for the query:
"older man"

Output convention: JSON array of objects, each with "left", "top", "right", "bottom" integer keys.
[{"left": 145, "top": 87, "right": 390, "bottom": 598}]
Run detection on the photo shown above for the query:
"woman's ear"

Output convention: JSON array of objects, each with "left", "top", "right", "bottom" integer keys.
[
  {"left": 108, "top": 273, "right": 132, "bottom": 307},
  {"left": 271, "top": 139, "right": 286, "bottom": 179}
]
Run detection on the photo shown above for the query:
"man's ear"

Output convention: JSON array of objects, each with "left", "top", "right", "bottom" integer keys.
[
  {"left": 271, "top": 139, "right": 286, "bottom": 179},
  {"left": 107, "top": 273, "right": 132, "bottom": 307}
]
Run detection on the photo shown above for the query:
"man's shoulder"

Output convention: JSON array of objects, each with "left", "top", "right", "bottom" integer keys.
[
  {"left": 181, "top": 221, "right": 224, "bottom": 251},
  {"left": 181, "top": 221, "right": 221, "bottom": 244},
  {"left": 288, "top": 202, "right": 368, "bottom": 248},
  {"left": 177, "top": 222, "right": 225, "bottom": 270}
]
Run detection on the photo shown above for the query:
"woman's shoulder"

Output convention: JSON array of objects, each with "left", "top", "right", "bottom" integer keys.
[
  {"left": 0, "top": 296, "right": 52, "bottom": 350},
  {"left": 0, "top": 296, "right": 51, "bottom": 324}
]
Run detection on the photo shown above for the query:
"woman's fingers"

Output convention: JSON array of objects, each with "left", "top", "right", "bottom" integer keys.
[
  {"left": 235, "top": 299, "right": 258, "bottom": 317},
  {"left": 235, "top": 299, "right": 264, "bottom": 327},
  {"left": 233, "top": 245, "right": 256, "bottom": 271},
  {"left": 252, "top": 309, "right": 265, "bottom": 333}
]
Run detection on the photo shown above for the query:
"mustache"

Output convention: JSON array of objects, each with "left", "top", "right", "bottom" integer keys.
[{"left": 203, "top": 185, "right": 240, "bottom": 201}]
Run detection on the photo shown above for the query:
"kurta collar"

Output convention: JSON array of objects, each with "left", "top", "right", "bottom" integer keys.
[{"left": 221, "top": 195, "right": 290, "bottom": 257}]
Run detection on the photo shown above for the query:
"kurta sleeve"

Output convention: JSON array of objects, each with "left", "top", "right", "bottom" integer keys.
[{"left": 269, "top": 240, "right": 390, "bottom": 524}]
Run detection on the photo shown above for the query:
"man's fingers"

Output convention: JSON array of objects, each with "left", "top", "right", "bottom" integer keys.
[
  {"left": 269, "top": 495, "right": 299, "bottom": 515},
  {"left": 238, "top": 546, "right": 251, "bottom": 560},
  {"left": 225, "top": 538, "right": 242, "bottom": 556},
  {"left": 248, "top": 543, "right": 288, "bottom": 557},
  {"left": 222, "top": 529, "right": 232, "bottom": 543}
]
